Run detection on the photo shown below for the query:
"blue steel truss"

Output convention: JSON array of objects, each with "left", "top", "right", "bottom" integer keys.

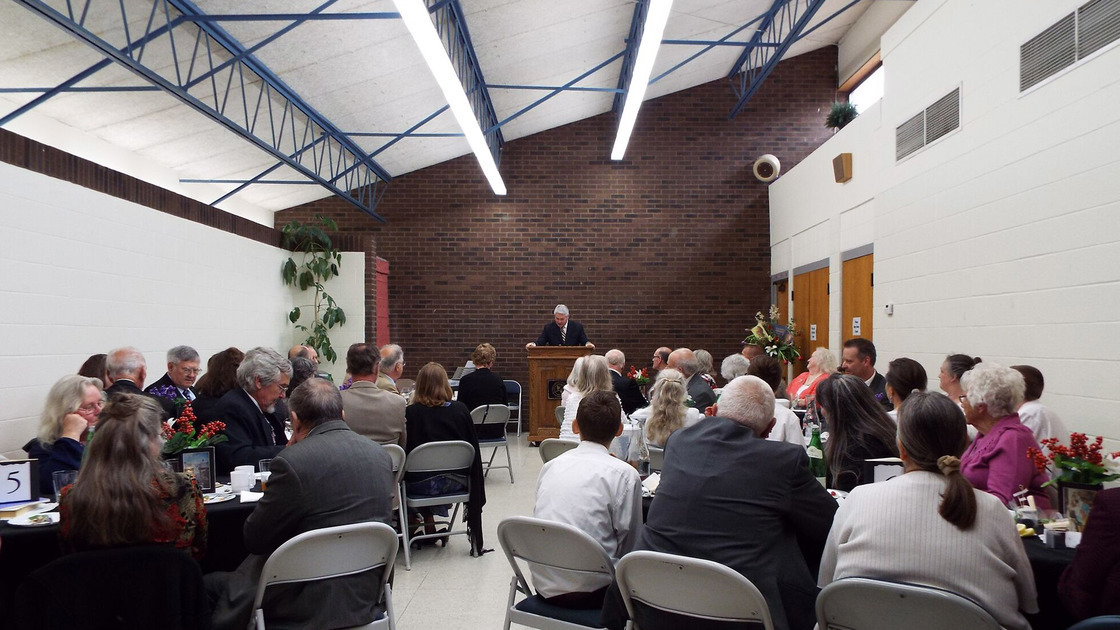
[
  {"left": 611, "top": 0, "right": 650, "bottom": 116},
  {"left": 6, "top": 0, "right": 392, "bottom": 221}
]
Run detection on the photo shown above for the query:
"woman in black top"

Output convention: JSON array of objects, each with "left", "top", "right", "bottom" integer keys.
[
  {"left": 816, "top": 373, "right": 899, "bottom": 492},
  {"left": 456, "top": 343, "right": 509, "bottom": 440}
]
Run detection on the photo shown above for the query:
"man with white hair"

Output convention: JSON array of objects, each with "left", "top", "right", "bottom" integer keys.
[
  {"left": 601, "top": 376, "right": 837, "bottom": 630},
  {"left": 145, "top": 345, "right": 201, "bottom": 404},
  {"left": 526, "top": 304, "right": 594, "bottom": 349},
  {"left": 105, "top": 346, "right": 176, "bottom": 419},
  {"left": 606, "top": 349, "right": 645, "bottom": 415},
  {"left": 212, "top": 347, "right": 291, "bottom": 474},
  {"left": 377, "top": 344, "right": 405, "bottom": 395},
  {"left": 666, "top": 347, "right": 716, "bottom": 410}
]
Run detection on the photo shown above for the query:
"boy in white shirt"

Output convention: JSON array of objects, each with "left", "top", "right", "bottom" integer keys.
[{"left": 532, "top": 390, "right": 643, "bottom": 609}]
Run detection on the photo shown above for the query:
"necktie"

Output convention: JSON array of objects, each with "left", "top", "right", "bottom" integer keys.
[{"left": 561, "top": 326, "right": 567, "bottom": 344}]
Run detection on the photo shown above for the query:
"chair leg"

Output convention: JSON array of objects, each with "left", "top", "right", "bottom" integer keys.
[
  {"left": 484, "top": 444, "right": 499, "bottom": 478},
  {"left": 504, "top": 443, "right": 514, "bottom": 483},
  {"left": 503, "top": 576, "right": 517, "bottom": 630},
  {"left": 398, "top": 485, "right": 411, "bottom": 571},
  {"left": 384, "top": 583, "right": 396, "bottom": 630}
]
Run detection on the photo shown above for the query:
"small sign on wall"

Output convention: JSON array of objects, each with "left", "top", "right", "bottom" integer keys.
[
  {"left": 810, "top": 324, "right": 817, "bottom": 341},
  {"left": 852, "top": 317, "right": 862, "bottom": 336}
]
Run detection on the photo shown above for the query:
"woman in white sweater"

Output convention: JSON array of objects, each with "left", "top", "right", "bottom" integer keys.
[{"left": 819, "top": 391, "right": 1038, "bottom": 630}]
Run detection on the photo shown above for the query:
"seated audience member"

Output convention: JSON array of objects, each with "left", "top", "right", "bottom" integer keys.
[
  {"left": 533, "top": 391, "right": 642, "bottom": 609},
  {"left": 206, "top": 378, "right": 395, "bottom": 630},
  {"left": 25, "top": 375, "right": 104, "bottom": 496},
  {"left": 1011, "top": 365, "right": 1070, "bottom": 449},
  {"left": 60, "top": 394, "right": 206, "bottom": 560},
  {"left": 1059, "top": 487, "right": 1120, "bottom": 619},
  {"left": 192, "top": 347, "right": 244, "bottom": 421},
  {"left": 741, "top": 342, "right": 764, "bottom": 362},
  {"left": 960, "top": 363, "right": 1051, "bottom": 508},
  {"left": 144, "top": 345, "right": 201, "bottom": 406},
  {"left": 405, "top": 363, "right": 486, "bottom": 555},
  {"left": 561, "top": 356, "right": 586, "bottom": 408},
  {"left": 561, "top": 355, "right": 623, "bottom": 441},
  {"left": 638, "top": 368, "right": 701, "bottom": 448},
  {"left": 606, "top": 349, "right": 646, "bottom": 416},
  {"left": 667, "top": 348, "right": 716, "bottom": 410},
  {"left": 77, "top": 353, "right": 108, "bottom": 384},
  {"left": 748, "top": 356, "right": 803, "bottom": 446},
  {"left": 940, "top": 353, "right": 982, "bottom": 403},
  {"left": 378, "top": 344, "right": 405, "bottom": 394},
  {"left": 457, "top": 343, "right": 510, "bottom": 439},
  {"left": 819, "top": 392, "right": 1037, "bottom": 630},
  {"left": 788, "top": 347, "right": 836, "bottom": 406},
  {"left": 720, "top": 353, "right": 750, "bottom": 383},
  {"left": 651, "top": 347, "right": 671, "bottom": 373},
  {"left": 105, "top": 346, "right": 176, "bottom": 419},
  {"left": 287, "top": 357, "right": 316, "bottom": 397},
  {"left": 840, "top": 338, "right": 892, "bottom": 411},
  {"left": 286, "top": 344, "right": 318, "bottom": 365},
  {"left": 816, "top": 374, "right": 899, "bottom": 492},
  {"left": 212, "top": 347, "right": 290, "bottom": 474},
  {"left": 884, "top": 357, "right": 928, "bottom": 421},
  {"left": 602, "top": 375, "right": 837, "bottom": 630},
  {"left": 340, "top": 343, "right": 406, "bottom": 447},
  {"left": 694, "top": 349, "right": 718, "bottom": 389}
]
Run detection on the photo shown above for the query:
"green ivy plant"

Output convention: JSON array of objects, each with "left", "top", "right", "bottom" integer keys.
[
  {"left": 826, "top": 101, "right": 858, "bottom": 130},
  {"left": 280, "top": 215, "right": 346, "bottom": 363}
]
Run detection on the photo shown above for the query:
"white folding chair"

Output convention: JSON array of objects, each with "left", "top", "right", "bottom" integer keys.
[
  {"left": 471, "top": 404, "right": 514, "bottom": 483},
  {"left": 646, "top": 445, "right": 664, "bottom": 473},
  {"left": 399, "top": 440, "right": 476, "bottom": 570},
  {"left": 380, "top": 443, "right": 407, "bottom": 546},
  {"left": 505, "top": 380, "right": 523, "bottom": 437},
  {"left": 498, "top": 516, "right": 613, "bottom": 630},
  {"left": 816, "top": 577, "right": 1000, "bottom": 630},
  {"left": 615, "top": 550, "right": 774, "bottom": 630},
  {"left": 250, "top": 522, "right": 398, "bottom": 630},
  {"left": 539, "top": 438, "right": 580, "bottom": 464}
]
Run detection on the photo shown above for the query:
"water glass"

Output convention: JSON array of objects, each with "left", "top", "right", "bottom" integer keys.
[
  {"left": 258, "top": 459, "right": 273, "bottom": 490},
  {"left": 52, "top": 469, "right": 79, "bottom": 502}
]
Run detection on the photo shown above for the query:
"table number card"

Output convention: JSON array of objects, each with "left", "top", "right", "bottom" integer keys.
[{"left": 0, "top": 459, "right": 40, "bottom": 504}]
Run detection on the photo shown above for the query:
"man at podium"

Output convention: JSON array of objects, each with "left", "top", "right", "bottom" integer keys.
[{"left": 525, "top": 304, "right": 595, "bottom": 349}]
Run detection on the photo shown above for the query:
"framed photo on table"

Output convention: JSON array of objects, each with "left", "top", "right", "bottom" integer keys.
[{"left": 178, "top": 447, "right": 216, "bottom": 493}]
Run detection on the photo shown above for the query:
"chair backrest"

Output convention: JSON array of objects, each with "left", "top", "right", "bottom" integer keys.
[
  {"left": 616, "top": 550, "right": 774, "bottom": 630},
  {"left": 539, "top": 438, "right": 580, "bottom": 463},
  {"left": 647, "top": 445, "right": 665, "bottom": 472},
  {"left": 554, "top": 405, "right": 565, "bottom": 424},
  {"left": 816, "top": 577, "right": 1001, "bottom": 630},
  {"left": 1069, "top": 616, "right": 1120, "bottom": 630},
  {"left": 404, "top": 440, "right": 476, "bottom": 475},
  {"left": 498, "top": 516, "right": 615, "bottom": 595},
  {"left": 504, "top": 379, "right": 522, "bottom": 401},
  {"left": 382, "top": 443, "right": 406, "bottom": 486},
  {"left": 252, "top": 522, "right": 398, "bottom": 613},
  {"left": 470, "top": 404, "right": 511, "bottom": 425}
]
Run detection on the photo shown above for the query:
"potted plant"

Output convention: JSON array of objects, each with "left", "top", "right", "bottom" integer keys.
[
  {"left": 1028, "top": 433, "right": 1120, "bottom": 530},
  {"left": 281, "top": 215, "right": 347, "bottom": 363},
  {"left": 826, "top": 101, "right": 858, "bottom": 130}
]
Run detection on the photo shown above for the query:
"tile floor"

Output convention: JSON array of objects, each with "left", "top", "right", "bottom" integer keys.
[{"left": 392, "top": 436, "right": 544, "bottom": 629}]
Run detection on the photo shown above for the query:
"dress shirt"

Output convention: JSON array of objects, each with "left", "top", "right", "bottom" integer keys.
[
  {"left": 560, "top": 392, "right": 626, "bottom": 441},
  {"left": 532, "top": 441, "right": 642, "bottom": 597},
  {"left": 767, "top": 405, "right": 804, "bottom": 446},
  {"left": 1016, "top": 401, "right": 1069, "bottom": 450}
]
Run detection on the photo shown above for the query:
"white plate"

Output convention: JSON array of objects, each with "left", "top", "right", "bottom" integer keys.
[
  {"left": 8, "top": 511, "right": 60, "bottom": 527},
  {"left": 203, "top": 493, "right": 236, "bottom": 504}
]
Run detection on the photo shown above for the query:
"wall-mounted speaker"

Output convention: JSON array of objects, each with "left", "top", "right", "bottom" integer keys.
[
  {"left": 833, "top": 152, "right": 853, "bottom": 183},
  {"left": 753, "top": 154, "right": 781, "bottom": 183}
]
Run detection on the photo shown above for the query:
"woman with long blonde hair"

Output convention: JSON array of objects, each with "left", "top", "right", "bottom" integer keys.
[{"left": 643, "top": 369, "right": 700, "bottom": 447}]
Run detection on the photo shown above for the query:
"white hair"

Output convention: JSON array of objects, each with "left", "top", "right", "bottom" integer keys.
[
  {"left": 605, "top": 349, "right": 625, "bottom": 368},
  {"left": 811, "top": 347, "right": 838, "bottom": 373},
  {"left": 106, "top": 347, "right": 146, "bottom": 378},
  {"left": 960, "top": 362, "right": 1025, "bottom": 418},
  {"left": 720, "top": 354, "right": 750, "bottom": 381},
  {"left": 380, "top": 344, "right": 403, "bottom": 372},
  {"left": 166, "top": 345, "right": 199, "bottom": 364},
  {"left": 237, "top": 347, "right": 292, "bottom": 392},
  {"left": 716, "top": 375, "right": 775, "bottom": 434},
  {"left": 554, "top": 304, "right": 570, "bottom": 316}
]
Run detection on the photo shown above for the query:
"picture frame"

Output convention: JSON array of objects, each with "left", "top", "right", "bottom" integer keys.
[{"left": 178, "top": 447, "right": 216, "bottom": 493}]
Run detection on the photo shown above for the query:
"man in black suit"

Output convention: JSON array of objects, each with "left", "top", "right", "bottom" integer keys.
[
  {"left": 667, "top": 347, "right": 716, "bottom": 410},
  {"left": 144, "top": 345, "right": 201, "bottom": 418},
  {"left": 525, "top": 304, "right": 594, "bottom": 349},
  {"left": 606, "top": 349, "right": 646, "bottom": 415},
  {"left": 212, "top": 347, "right": 290, "bottom": 474},
  {"left": 840, "top": 337, "right": 892, "bottom": 411},
  {"left": 206, "top": 377, "right": 395, "bottom": 629},
  {"left": 601, "top": 375, "right": 837, "bottom": 630},
  {"left": 104, "top": 346, "right": 176, "bottom": 419}
]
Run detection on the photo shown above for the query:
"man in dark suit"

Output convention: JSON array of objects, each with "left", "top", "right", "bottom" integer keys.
[
  {"left": 840, "top": 337, "right": 892, "bottom": 411},
  {"left": 667, "top": 347, "right": 716, "bottom": 410},
  {"left": 206, "top": 377, "right": 395, "bottom": 630},
  {"left": 104, "top": 346, "right": 176, "bottom": 419},
  {"left": 212, "top": 347, "right": 290, "bottom": 474},
  {"left": 606, "top": 349, "right": 646, "bottom": 415},
  {"left": 144, "top": 345, "right": 201, "bottom": 419},
  {"left": 601, "top": 375, "right": 838, "bottom": 630},
  {"left": 525, "top": 304, "right": 594, "bottom": 349}
]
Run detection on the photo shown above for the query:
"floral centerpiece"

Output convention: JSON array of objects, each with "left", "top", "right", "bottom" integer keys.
[
  {"left": 160, "top": 404, "right": 228, "bottom": 456},
  {"left": 743, "top": 305, "right": 801, "bottom": 363},
  {"left": 149, "top": 384, "right": 189, "bottom": 414},
  {"left": 627, "top": 366, "right": 651, "bottom": 386},
  {"left": 1028, "top": 433, "right": 1120, "bottom": 530}
]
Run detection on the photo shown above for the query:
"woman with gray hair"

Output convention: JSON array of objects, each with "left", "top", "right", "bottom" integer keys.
[
  {"left": 25, "top": 374, "right": 104, "bottom": 496},
  {"left": 694, "top": 349, "right": 717, "bottom": 389},
  {"left": 720, "top": 354, "right": 750, "bottom": 383},
  {"left": 960, "top": 363, "right": 1051, "bottom": 508},
  {"left": 560, "top": 355, "right": 623, "bottom": 441},
  {"left": 787, "top": 347, "right": 836, "bottom": 407}
]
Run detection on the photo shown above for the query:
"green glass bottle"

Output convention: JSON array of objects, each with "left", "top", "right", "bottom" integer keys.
[{"left": 807, "top": 423, "right": 827, "bottom": 487}]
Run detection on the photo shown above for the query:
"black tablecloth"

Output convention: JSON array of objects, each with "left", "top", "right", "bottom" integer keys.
[{"left": 1023, "top": 536, "right": 1077, "bottom": 630}]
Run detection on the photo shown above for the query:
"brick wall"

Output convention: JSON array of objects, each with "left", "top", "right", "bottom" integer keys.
[{"left": 277, "top": 47, "right": 839, "bottom": 390}]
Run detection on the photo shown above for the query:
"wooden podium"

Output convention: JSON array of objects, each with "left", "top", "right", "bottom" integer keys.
[{"left": 526, "top": 346, "right": 593, "bottom": 443}]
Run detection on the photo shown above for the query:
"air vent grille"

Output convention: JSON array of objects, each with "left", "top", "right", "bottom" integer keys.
[
  {"left": 1079, "top": 0, "right": 1120, "bottom": 58},
  {"left": 925, "top": 88, "right": 961, "bottom": 144},
  {"left": 895, "top": 113, "right": 925, "bottom": 161},
  {"left": 1021, "top": 0, "right": 1120, "bottom": 92}
]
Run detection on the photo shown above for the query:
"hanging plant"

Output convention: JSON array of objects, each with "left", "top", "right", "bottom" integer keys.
[
  {"left": 826, "top": 101, "right": 859, "bottom": 130},
  {"left": 280, "top": 215, "right": 346, "bottom": 363}
]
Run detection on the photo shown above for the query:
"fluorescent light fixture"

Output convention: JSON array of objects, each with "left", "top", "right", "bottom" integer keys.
[
  {"left": 393, "top": 0, "right": 506, "bottom": 195},
  {"left": 611, "top": 0, "right": 674, "bottom": 161}
]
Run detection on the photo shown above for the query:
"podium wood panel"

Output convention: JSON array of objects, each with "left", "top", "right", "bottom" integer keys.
[{"left": 526, "top": 346, "right": 593, "bottom": 443}]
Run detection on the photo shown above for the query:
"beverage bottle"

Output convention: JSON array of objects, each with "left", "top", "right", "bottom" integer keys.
[{"left": 807, "top": 422, "right": 827, "bottom": 487}]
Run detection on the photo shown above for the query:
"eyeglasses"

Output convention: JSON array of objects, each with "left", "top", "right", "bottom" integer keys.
[
  {"left": 77, "top": 401, "right": 104, "bottom": 414},
  {"left": 179, "top": 368, "right": 202, "bottom": 376}
]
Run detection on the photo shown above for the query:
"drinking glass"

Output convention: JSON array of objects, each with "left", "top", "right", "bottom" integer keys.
[
  {"left": 52, "top": 469, "right": 79, "bottom": 502},
  {"left": 258, "top": 459, "right": 273, "bottom": 491}
]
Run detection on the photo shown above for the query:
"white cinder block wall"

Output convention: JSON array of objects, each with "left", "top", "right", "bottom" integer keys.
[
  {"left": 0, "top": 162, "right": 366, "bottom": 458},
  {"left": 769, "top": 0, "right": 1120, "bottom": 451}
]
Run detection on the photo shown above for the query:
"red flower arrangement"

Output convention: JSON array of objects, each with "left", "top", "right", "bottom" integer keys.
[
  {"left": 160, "top": 403, "right": 228, "bottom": 456},
  {"left": 627, "top": 366, "right": 651, "bottom": 386},
  {"left": 1027, "top": 432, "right": 1120, "bottom": 488}
]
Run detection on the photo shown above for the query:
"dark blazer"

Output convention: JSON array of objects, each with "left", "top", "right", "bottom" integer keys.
[
  {"left": 144, "top": 373, "right": 196, "bottom": 400},
  {"left": 602, "top": 416, "right": 837, "bottom": 630},
  {"left": 610, "top": 369, "right": 646, "bottom": 416},
  {"left": 206, "top": 420, "right": 395, "bottom": 630},
  {"left": 1060, "top": 487, "right": 1120, "bottom": 619},
  {"left": 107, "top": 379, "right": 176, "bottom": 420},
  {"left": 686, "top": 373, "right": 716, "bottom": 410},
  {"left": 212, "top": 388, "right": 284, "bottom": 475},
  {"left": 456, "top": 368, "right": 509, "bottom": 440},
  {"left": 535, "top": 320, "right": 589, "bottom": 346},
  {"left": 869, "top": 372, "right": 893, "bottom": 411}
]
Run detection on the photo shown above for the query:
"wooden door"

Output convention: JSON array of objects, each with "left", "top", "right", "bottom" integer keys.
[
  {"left": 792, "top": 267, "right": 829, "bottom": 376},
  {"left": 774, "top": 279, "right": 789, "bottom": 324},
  {"left": 842, "top": 254, "right": 874, "bottom": 344}
]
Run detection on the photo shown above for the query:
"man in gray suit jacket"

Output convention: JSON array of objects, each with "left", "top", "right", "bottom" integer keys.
[
  {"left": 340, "top": 343, "right": 407, "bottom": 447},
  {"left": 206, "top": 378, "right": 395, "bottom": 630},
  {"left": 601, "top": 375, "right": 837, "bottom": 630}
]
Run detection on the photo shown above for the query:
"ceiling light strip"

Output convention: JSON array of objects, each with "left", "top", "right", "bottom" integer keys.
[{"left": 611, "top": 0, "right": 674, "bottom": 161}]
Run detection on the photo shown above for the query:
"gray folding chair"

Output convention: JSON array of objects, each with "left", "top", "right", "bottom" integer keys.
[
  {"left": 646, "top": 445, "right": 664, "bottom": 473},
  {"left": 616, "top": 550, "right": 774, "bottom": 630},
  {"left": 250, "top": 522, "right": 398, "bottom": 630},
  {"left": 816, "top": 577, "right": 1000, "bottom": 630},
  {"left": 555, "top": 405, "right": 565, "bottom": 426},
  {"left": 539, "top": 438, "right": 580, "bottom": 464},
  {"left": 505, "top": 380, "right": 523, "bottom": 436},
  {"left": 498, "top": 516, "right": 613, "bottom": 630},
  {"left": 471, "top": 404, "right": 514, "bottom": 482},
  {"left": 380, "top": 443, "right": 407, "bottom": 547},
  {"left": 399, "top": 440, "right": 476, "bottom": 570}
]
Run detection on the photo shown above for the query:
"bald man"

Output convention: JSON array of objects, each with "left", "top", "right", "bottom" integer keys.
[{"left": 667, "top": 348, "right": 716, "bottom": 410}]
